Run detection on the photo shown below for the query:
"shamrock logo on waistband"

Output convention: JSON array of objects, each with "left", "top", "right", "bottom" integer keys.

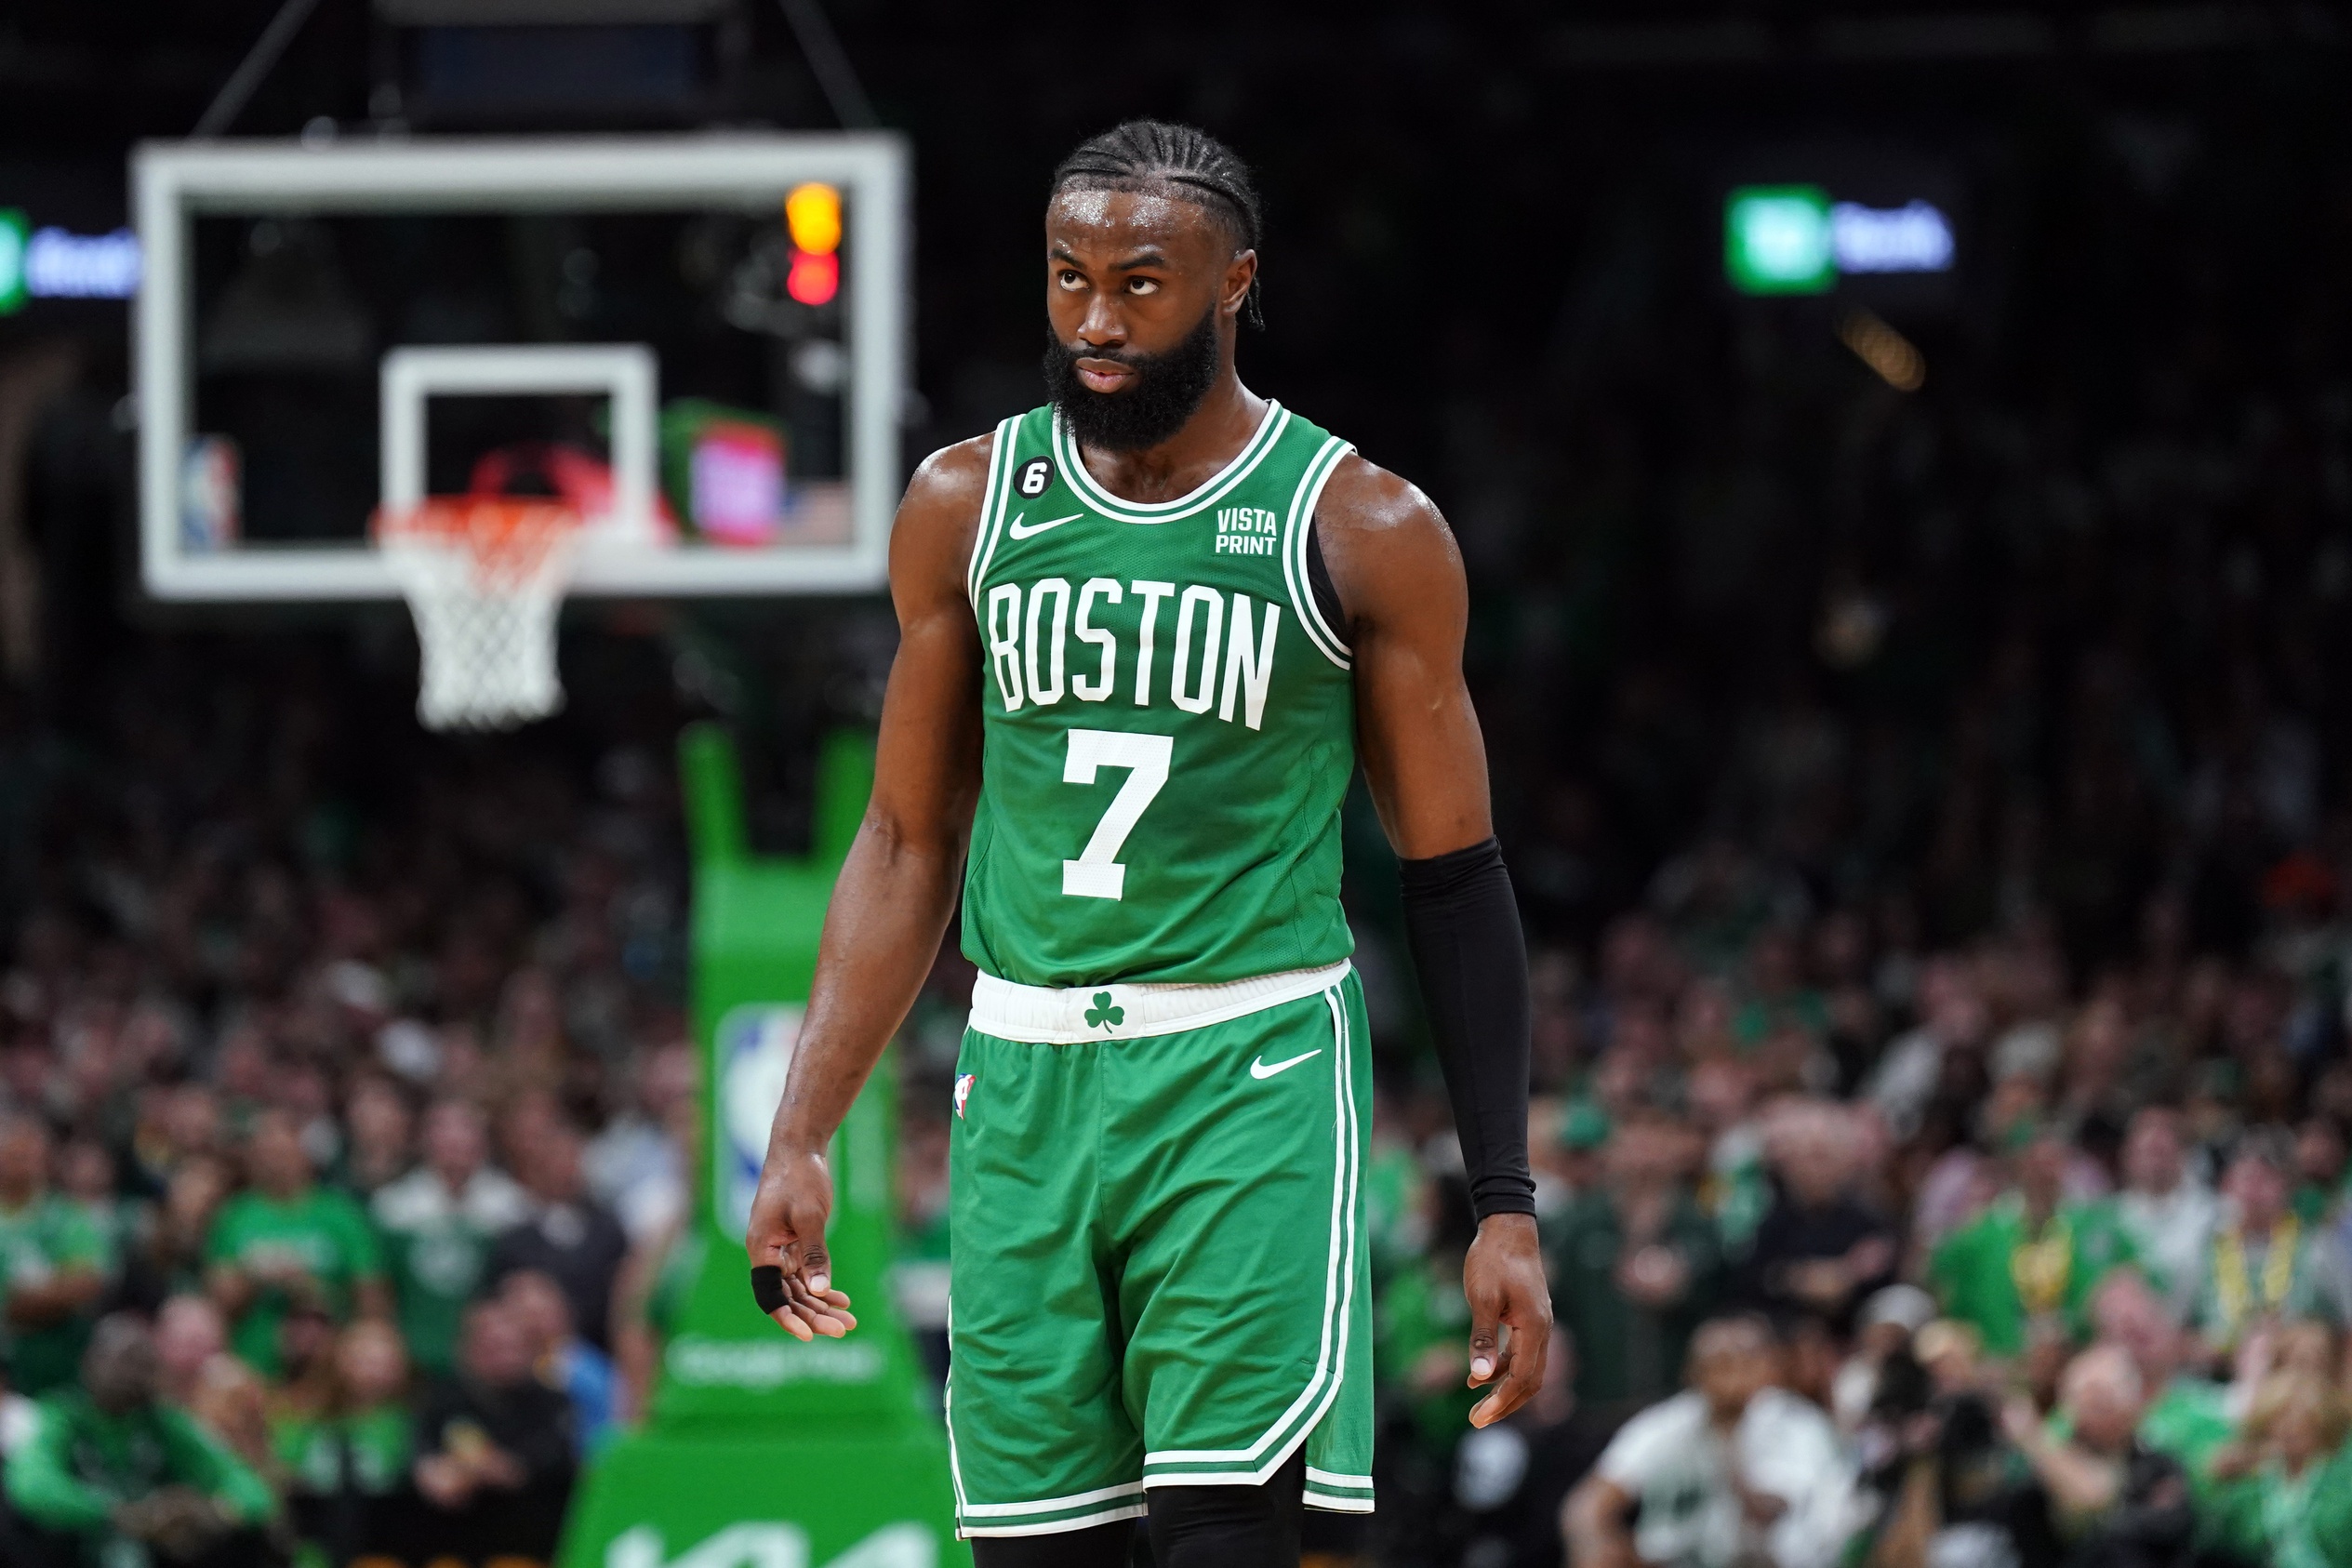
[{"left": 1085, "top": 991, "right": 1124, "bottom": 1031}]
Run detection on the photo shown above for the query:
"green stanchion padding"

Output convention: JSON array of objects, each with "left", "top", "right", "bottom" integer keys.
[{"left": 561, "top": 725, "right": 965, "bottom": 1568}]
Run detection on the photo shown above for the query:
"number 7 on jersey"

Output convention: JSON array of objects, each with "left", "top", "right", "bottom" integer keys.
[{"left": 1061, "top": 729, "right": 1173, "bottom": 900}]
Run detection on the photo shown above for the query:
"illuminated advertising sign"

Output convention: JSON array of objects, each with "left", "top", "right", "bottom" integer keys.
[
  {"left": 1725, "top": 185, "right": 1955, "bottom": 296},
  {"left": 0, "top": 211, "right": 26, "bottom": 313},
  {"left": 0, "top": 210, "right": 140, "bottom": 312},
  {"left": 27, "top": 227, "right": 141, "bottom": 298}
]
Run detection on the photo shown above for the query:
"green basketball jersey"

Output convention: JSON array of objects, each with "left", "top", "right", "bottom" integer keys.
[{"left": 962, "top": 402, "right": 1358, "bottom": 988}]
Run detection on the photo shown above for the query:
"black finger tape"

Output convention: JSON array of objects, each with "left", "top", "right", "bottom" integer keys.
[{"left": 751, "top": 1265, "right": 788, "bottom": 1315}]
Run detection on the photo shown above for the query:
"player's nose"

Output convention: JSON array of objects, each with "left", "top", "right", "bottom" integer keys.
[{"left": 1076, "top": 296, "right": 1125, "bottom": 348}]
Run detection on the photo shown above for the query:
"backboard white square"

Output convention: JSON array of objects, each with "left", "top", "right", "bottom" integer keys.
[{"left": 380, "top": 343, "right": 659, "bottom": 551}]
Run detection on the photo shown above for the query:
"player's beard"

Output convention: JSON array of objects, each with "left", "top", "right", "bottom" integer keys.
[{"left": 1042, "top": 304, "right": 1221, "bottom": 453}]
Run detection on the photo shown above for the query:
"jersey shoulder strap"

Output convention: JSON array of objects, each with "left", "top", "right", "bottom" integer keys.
[
  {"left": 963, "top": 411, "right": 1030, "bottom": 610},
  {"left": 1273, "top": 415, "right": 1354, "bottom": 671}
]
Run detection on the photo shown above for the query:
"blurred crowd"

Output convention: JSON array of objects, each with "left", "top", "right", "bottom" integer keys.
[
  {"left": 1349, "top": 892, "right": 2352, "bottom": 1568},
  {"left": 0, "top": 654, "right": 701, "bottom": 1568}
]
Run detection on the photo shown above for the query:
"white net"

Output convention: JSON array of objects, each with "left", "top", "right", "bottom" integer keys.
[{"left": 379, "top": 500, "right": 580, "bottom": 732}]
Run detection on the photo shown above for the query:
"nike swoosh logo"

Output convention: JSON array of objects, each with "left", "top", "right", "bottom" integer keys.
[
  {"left": 1249, "top": 1049, "right": 1323, "bottom": 1081},
  {"left": 1005, "top": 512, "right": 1083, "bottom": 540}
]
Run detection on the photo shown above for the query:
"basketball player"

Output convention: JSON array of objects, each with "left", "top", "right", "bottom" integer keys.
[{"left": 746, "top": 122, "right": 1547, "bottom": 1568}]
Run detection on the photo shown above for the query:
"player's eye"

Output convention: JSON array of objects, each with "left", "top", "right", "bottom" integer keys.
[
  {"left": 1126, "top": 276, "right": 1160, "bottom": 295},
  {"left": 1056, "top": 270, "right": 1086, "bottom": 289}
]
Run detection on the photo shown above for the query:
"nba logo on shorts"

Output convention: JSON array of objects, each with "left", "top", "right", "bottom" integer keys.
[{"left": 953, "top": 1073, "right": 975, "bottom": 1119}]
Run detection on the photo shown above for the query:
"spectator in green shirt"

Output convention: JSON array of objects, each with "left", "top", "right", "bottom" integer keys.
[
  {"left": 1929, "top": 1124, "right": 2139, "bottom": 1358},
  {"left": 1372, "top": 1175, "right": 1479, "bottom": 1452},
  {"left": 2204, "top": 1372, "right": 2352, "bottom": 1568},
  {"left": 370, "top": 1098, "right": 529, "bottom": 1375},
  {"left": 0, "top": 1112, "right": 113, "bottom": 1397},
  {"left": 2292, "top": 1115, "right": 2347, "bottom": 1225},
  {"left": 2087, "top": 1270, "right": 2233, "bottom": 1472},
  {"left": 2191, "top": 1129, "right": 2349, "bottom": 1364},
  {"left": 1544, "top": 1113, "right": 1725, "bottom": 1421},
  {"left": 275, "top": 1319, "right": 417, "bottom": 1566},
  {"left": 206, "top": 1110, "right": 389, "bottom": 1378},
  {"left": 6, "top": 1312, "right": 276, "bottom": 1567}
]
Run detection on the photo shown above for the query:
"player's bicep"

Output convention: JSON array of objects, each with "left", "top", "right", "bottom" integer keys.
[
  {"left": 1321, "top": 461, "right": 1494, "bottom": 859},
  {"left": 866, "top": 444, "right": 991, "bottom": 853}
]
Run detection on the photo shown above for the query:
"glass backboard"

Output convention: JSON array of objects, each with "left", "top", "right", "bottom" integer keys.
[{"left": 135, "top": 133, "right": 907, "bottom": 600}]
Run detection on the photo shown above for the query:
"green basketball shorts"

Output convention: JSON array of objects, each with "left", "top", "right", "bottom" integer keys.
[{"left": 945, "top": 961, "right": 1375, "bottom": 1537}]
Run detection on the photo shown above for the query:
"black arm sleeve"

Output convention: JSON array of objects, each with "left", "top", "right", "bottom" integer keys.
[{"left": 1398, "top": 835, "right": 1535, "bottom": 1221}]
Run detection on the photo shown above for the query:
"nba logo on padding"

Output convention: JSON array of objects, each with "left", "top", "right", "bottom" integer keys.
[{"left": 716, "top": 1003, "right": 805, "bottom": 1237}]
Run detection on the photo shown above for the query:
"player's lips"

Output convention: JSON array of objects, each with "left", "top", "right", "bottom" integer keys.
[{"left": 1074, "top": 359, "right": 1134, "bottom": 393}]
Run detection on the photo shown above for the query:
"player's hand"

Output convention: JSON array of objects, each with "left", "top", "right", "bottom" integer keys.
[
  {"left": 1462, "top": 1211, "right": 1549, "bottom": 1428},
  {"left": 744, "top": 1143, "right": 857, "bottom": 1341}
]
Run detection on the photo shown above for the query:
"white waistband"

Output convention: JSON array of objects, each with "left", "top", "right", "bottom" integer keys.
[{"left": 968, "top": 961, "right": 1352, "bottom": 1045}]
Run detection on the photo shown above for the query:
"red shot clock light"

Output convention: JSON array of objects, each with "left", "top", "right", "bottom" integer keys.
[{"left": 784, "top": 182, "right": 842, "bottom": 306}]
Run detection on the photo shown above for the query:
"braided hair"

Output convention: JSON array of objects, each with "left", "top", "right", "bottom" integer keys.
[{"left": 1050, "top": 121, "right": 1266, "bottom": 328}]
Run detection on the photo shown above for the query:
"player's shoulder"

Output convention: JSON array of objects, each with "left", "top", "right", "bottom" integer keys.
[
  {"left": 903, "top": 430, "right": 1000, "bottom": 516},
  {"left": 1306, "top": 447, "right": 1462, "bottom": 617},
  {"left": 1311, "top": 449, "right": 1449, "bottom": 544},
  {"left": 889, "top": 431, "right": 1003, "bottom": 591}
]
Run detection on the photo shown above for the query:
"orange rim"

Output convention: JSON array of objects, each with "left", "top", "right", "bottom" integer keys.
[{"left": 374, "top": 498, "right": 581, "bottom": 570}]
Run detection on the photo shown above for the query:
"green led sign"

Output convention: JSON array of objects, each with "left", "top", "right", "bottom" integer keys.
[
  {"left": 0, "top": 210, "right": 27, "bottom": 314},
  {"left": 1725, "top": 185, "right": 1834, "bottom": 296}
]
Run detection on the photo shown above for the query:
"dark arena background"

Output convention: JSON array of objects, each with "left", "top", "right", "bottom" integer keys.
[{"left": 0, "top": 5, "right": 2348, "bottom": 1568}]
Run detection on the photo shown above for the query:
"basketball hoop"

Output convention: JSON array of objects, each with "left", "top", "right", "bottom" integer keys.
[{"left": 376, "top": 497, "right": 583, "bottom": 732}]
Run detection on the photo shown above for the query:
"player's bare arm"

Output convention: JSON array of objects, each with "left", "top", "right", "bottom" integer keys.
[
  {"left": 741, "top": 434, "right": 991, "bottom": 1341},
  {"left": 1319, "top": 456, "right": 1551, "bottom": 1428}
]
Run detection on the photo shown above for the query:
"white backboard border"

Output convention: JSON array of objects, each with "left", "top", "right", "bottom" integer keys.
[
  {"left": 135, "top": 133, "right": 909, "bottom": 601},
  {"left": 381, "top": 344, "right": 661, "bottom": 555}
]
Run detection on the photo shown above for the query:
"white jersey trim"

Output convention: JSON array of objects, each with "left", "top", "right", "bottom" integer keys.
[
  {"left": 968, "top": 960, "right": 1351, "bottom": 1044},
  {"left": 1307, "top": 1467, "right": 1375, "bottom": 1488},
  {"left": 958, "top": 1505, "right": 1149, "bottom": 1538},
  {"left": 1281, "top": 436, "right": 1354, "bottom": 670},
  {"left": 959, "top": 1482, "right": 1146, "bottom": 1518},
  {"left": 965, "top": 416, "right": 1021, "bottom": 612},
  {"left": 1052, "top": 402, "right": 1291, "bottom": 524}
]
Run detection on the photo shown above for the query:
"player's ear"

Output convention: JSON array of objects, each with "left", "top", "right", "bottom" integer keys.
[{"left": 1222, "top": 249, "right": 1258, "bottom": 319}]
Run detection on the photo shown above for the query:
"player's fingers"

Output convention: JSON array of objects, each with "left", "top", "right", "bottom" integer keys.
[
  {"left": 1468, "top": 1333, "right": 1516, "bottom": 1393},
  {"left": 751, "top": 1264, "right": 790, "bottom": 1317},
  {"left": 767, "top": 1302, "right": 817, "bottom": 1341},
  {"left": 807, "top": 1297, "right": 858, "bottom": 1330},
  {"left": 1470, "top": 1336, "right": 1541, "bottom": 1428},
  {"left": 1467, "top": 1309, "right": 1503, "bottom": 1386},
  {"left": 799, "top": 1242, "right": 832, "bottom": 1297},
  {"left": 751, "top": 1233, "right": 814, "bottom": 1313},
  {"left": 786, "top": 1277, "right": 857, "bottom": 1336}
]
